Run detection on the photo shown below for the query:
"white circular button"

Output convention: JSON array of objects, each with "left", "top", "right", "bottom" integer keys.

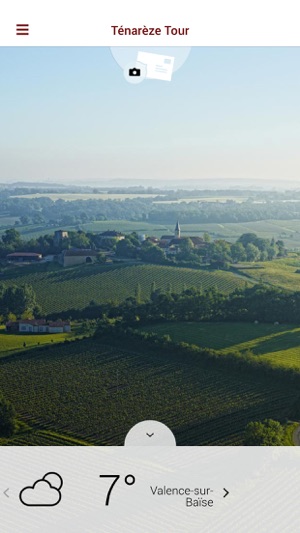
[{"left": 124, "top": 420, "right": 176, "bottom": 446}]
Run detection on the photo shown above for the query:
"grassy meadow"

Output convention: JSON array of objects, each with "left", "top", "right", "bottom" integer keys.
[
  {"left": 0, "top": 325, "right": 74, "bottom": 357},
  {"left": 234, "top": 258, "right": 300, "bottom": 291}
]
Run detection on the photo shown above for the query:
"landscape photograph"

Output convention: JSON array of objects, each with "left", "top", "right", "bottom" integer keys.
[{"left": 0, "top": 46, "right": 300, "bottom": 445}]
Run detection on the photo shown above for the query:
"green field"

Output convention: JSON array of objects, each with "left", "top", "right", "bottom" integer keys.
[
  {"left": 235, "top": 258, "right": 300, "bottom": 291},
  {"left": 0, "top": 326, "right": 73, "bottom": 357},
  {"left": 153, "top": 196, "right": 248, "bottom": 204},
  {"left": 0, "top": 220, "right": 170, "bottom": 241},
  {"left": 0, "top": 215, "right": 19, "bottom": 227},
  {"left": 1, "top": 263, "right": 250, "bottom": 315},
  {"left": 0, "top": 338, "right": 297, "bottom": 446},
  {"left": 142, "top": 322, "right": 300, "bottom": 371}
]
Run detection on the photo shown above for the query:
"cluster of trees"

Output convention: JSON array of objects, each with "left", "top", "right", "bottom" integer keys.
[
  {"left": 0, "top": 228, "right": 104, "bottom": 258},
  {"left": 148, "top": 199, "right": 300, "bottom": 224},
  {"left": 115, "top": 234, "right": 167, "bottom": 263},
  {"left": 206, "top": 233, "right": 286, "bottom": 268},
  {"left": 244, "top": 419, "right": 285, "bottom": 445},
  {"left": 165, "top": 284, "right": 300, "bottom": 324},
  {"left": 115, "top": 232, "right": 286, "bottom": 267},
  {"left": 50, "top": 283, "right": 300, "bottom": 327},
  {"left": 0, "top": 284, "right": 40, "bottom": 321},
  {"left": 0, "top": 195, "right": 154, "bottom": 226}
]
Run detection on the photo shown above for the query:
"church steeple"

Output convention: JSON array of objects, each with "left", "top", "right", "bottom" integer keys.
[{"left": 175, "top": 220, "right": 180, "bottom": 238}]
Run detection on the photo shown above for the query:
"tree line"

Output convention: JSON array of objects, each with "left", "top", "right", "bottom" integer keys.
[
  {"left": 3, "top": 190, "right": 300, "bottom": 227},
  {"left": 103, "top": 284, "right": 300, "bottom": 325},
  {"left": 45, "top": 283, "right": 300, "bottom": 326}
]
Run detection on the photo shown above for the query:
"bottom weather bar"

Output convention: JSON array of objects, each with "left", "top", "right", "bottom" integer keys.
[{"left": 0, "top": 447, "right": 299, "bottom": 532}]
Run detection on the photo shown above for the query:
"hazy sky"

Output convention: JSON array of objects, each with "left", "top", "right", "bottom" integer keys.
[{"left": 0, "top": 46, "right": 300, "bottom": 184}]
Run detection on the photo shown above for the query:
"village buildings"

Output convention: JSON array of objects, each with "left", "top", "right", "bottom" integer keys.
[{"left": 5, "top": 221, "right": 206, "bottom": 265}]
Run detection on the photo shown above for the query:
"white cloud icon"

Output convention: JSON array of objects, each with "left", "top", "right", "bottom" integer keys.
[{"left": 19, "top": 473, "right": 63, "bottom": 507}]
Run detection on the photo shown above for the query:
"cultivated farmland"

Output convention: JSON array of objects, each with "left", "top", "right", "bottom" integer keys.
[
  {"left": 0, "top": 338, "right": 297, "bottom": 446},
  {"left": 1, "top": 264, "right": 250, "bottom": 315}
]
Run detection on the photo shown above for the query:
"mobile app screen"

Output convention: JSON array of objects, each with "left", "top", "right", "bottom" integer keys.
[{"left": 1, "top": 34, "right": 300, "bottom": 533}]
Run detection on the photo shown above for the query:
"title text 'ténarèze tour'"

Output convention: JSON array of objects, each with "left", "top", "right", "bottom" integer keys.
[{"left": 111, "top": 26, "right": 190, "bottom": 36}]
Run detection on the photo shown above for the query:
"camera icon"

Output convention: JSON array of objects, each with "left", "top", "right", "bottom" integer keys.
[
  {"left": 124, "top": 62, "right": 145, "bottom": 84},
  {"left": 128, "top": 67, "right": 141, "bottom": 77}
]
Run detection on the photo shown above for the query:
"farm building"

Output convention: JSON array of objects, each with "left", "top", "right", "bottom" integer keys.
[
  {"left": 6, "top": 252, "right": 42, "bottom": 263},
  {"left": 59, "top": 248, "right": 98, "bottom": 267},
  {"left": 47, "top": 321, "right": 71, "bottom": 333},
  {"left": 6, "top": 319, "right": 71, "bottom": 334}
]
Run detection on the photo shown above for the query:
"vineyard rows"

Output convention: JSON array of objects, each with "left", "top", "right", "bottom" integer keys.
[
  {"left": 2, "top": 264, "right": 250, "bottom": 314},
  {"left": 0, "top": 430, "right": 89, "bottom": 446},
  {"left": 0, "top": 338, "right": 297, "bottom": 446}
]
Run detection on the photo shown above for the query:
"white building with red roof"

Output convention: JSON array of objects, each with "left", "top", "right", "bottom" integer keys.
[{"left": 6, "top": 319, "right": 71, "bottom": 334}]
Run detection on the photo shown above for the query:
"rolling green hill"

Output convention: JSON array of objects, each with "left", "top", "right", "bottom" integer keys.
[
  {"left": 0, "top": 337, "right": 297, "bottom": 446},
  {"left": 142, "top": 322, "right": 300, "bottom": 371},
  {"left": 1, "top": 263, "right": 250, "bottom": 315}
]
